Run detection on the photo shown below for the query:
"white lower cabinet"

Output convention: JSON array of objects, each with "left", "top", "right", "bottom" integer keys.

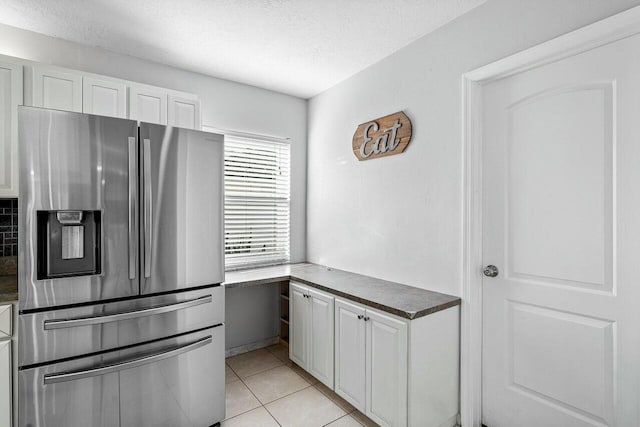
[
  {"left": 290, "top": 285, "right": 460, "bottom": 427},
  {"left": 289, "top": 282, "right": 334, "bottom": 388},
  {"left": 335, "top": 298, "right": 407, "bottom": 427},
  {"left": 336, "top": 298, "right": 460, "bottom": 427},
  {"left": 0, "top": 340, "right": 10, "bottom": 427},
  {"left": 334, "top": 298, "right": 366, "bottom": 409},
  {"left": 0, "top": 301, "right": 12, "bottom": 427}
]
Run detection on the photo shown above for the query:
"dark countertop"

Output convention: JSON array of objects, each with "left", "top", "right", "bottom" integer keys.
[
  {"left": 224, "top": 263, "right": 460, "bottom": 320},
  {"left": 0, "top": 275, "right": 18, "bottom": 303}
]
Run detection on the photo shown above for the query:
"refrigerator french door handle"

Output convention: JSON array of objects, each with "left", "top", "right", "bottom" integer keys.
[
  {"left": 43, "top": 294, "right": 213, "bottom": 330},
  {"left": 128, "top": 137, "right": 137, "bottom": 280},
  {"left": 143, "top": 138, "right": 153, "bottom": 278},
  {"left": 43, "top": 335, "right": 213, "bottom": 385}
]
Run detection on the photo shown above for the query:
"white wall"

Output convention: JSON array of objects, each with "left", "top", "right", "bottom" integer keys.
[
  {"left": 307, "top": 0, "right": 640, "bottom": 296},
  {"left": 0, "top": 22, "right": 307, "bottom": 263}
]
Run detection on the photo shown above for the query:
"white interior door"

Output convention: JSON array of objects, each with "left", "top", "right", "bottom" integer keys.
[{"left": 482, "top": 33, "right": 640, "bottom": 426}]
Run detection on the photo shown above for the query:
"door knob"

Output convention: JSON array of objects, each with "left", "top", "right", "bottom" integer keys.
[{"left": 483, "top": 265, "right": 499, "bottom": 277}]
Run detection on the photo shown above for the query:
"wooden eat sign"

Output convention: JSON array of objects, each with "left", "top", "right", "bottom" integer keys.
[{"left": 352, "top": 111, "right": 412, "bottom": 161}]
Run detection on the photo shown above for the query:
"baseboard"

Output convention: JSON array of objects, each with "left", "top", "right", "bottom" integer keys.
[{"left": 225, "top": 336, "right": 280, "bottom": 357}]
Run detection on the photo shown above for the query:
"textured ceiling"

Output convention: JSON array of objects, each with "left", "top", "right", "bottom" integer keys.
[{"left": 0, "top": 0, "right": 485, "bottom": 98}]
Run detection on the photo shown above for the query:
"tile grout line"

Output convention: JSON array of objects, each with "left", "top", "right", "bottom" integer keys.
[
  {"left": 225, "top": 346, "right": 369, "bottom": 426},
  {"left": 228, "top": 353, "right": 315, "bottom": 425},
  {"left": 322, "top": 412, "right": 364, "bottom": 427}
]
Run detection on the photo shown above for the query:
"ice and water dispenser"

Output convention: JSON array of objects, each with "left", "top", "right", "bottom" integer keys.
[{"left": 37, "top": 210, "right": 102, "bottom": 279}]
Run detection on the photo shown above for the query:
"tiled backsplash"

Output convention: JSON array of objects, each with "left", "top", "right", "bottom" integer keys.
[{"left": 0, "top": 199, "right": 17, "bottom": 257}]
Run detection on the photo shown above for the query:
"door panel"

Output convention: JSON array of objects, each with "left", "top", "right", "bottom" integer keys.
[
  {"left": 168, "top": 95, "right": 200, "bottom": 129},
  {"left": 139, "top": 123, "right": 224, "bottom": 295},
  {"left": 31, "top": 66, "right": 82, "bottom": 112},
  {"left": 334, "top": 298, "right": 366, "bottom": 412},
  {"left": 482, "top": 32, "right": 640, "bottom": 426},
  {"left": 507, "top": 83, "right": 613, "bottom": 291},
  {"left": 129, "top": 86, "right": 168, "bottom": 125},
  {"left": 83, "top": 77, "right": 127, "bottom": 119},
  {"left": 308, "top": 287, "right": 334, "bottom": 388},
  {"left": 289, "top": 283, "right": 308, "bottom": 367},
  {"left": 366, "top": 309, "right": 407, "bottom": 427},
  {"left": 18, "top": 107, "right": 139, "bottom": 310}
]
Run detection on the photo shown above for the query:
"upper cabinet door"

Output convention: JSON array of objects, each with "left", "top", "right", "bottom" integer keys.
[
  {"left": 168, "top": 95, "right": 200, "bottom": 130},
  {"left": 28, "top": 66, "right": 82, "bottom": 112},
  {"left": 0, "top": 59, "right": 22, "bottom": 198},
  {"left": 129, "top": 85, "right": 168, "bottom": 125},
  {"left": 82, "top": 77, "right": 127, "bottom": 118}
]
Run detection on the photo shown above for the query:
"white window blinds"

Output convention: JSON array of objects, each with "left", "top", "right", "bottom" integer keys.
[{"left": 224, "top": 134, "right": 291, "bottom": 270}]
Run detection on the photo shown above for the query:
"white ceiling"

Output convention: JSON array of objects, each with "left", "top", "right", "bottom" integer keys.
[{"left": 0, "top": 0, "right": 485, "bottom": 98}]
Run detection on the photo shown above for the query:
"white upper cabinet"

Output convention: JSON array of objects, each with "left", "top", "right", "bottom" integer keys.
[
  {"left": 26, "top": 66, "right": 82, "bottom": 112},
  {"left": 0, "top": 59, "right": 22, "bottom": 198},
  {"left": 168, "top": 95, "right": 201, "bottom": 129},
  {"left": 82, "top": 77, "right": 127, "bottom": 118},
  {"left": 129, "top": 85, "right": 168, "bottom": 125}
]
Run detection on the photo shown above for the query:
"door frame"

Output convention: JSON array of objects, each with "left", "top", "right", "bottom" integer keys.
[{"left": 460, "top": 6, "right": 640, "bottom": 426}]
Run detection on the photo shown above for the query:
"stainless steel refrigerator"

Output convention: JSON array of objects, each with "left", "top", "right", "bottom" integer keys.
[{"left": 17, "top": 106, "right": 225, "bottom": 427}]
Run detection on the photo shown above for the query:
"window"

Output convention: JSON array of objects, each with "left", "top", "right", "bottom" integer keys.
[{"left": 224, "top": 134, "right": 291, "bottom": 270}]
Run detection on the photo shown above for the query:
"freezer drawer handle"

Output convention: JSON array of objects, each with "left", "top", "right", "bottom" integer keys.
[
  {"left": 43, "top": 295, "right": 213, "bottom": 330},
  {"left": 43, "top": 335, "right": 213, "bottom": 385}
]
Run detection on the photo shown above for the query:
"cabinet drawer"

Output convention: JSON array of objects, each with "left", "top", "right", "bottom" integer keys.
[{"left": 0, "top": 304, "right": 11, "bottom": 338}]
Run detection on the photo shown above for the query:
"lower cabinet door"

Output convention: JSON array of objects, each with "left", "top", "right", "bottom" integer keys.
[
  {"left": 289, "top": 283, "right": 309, "bottom": 367},
  {"left": 366, "top": 310, "right": 408, "bottom": 427},
  {"left": 0, "top": 341, "right": 11, "bottom": 427},
  {"left": 334, "top": 298, "right": 366, "bottom": 411},
  {"left": 308, "top": 287, "right": 334, "bottom": 388}
]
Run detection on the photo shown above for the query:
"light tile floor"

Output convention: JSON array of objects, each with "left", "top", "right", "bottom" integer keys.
[{"left": 223, "top": 343, "right": 379, "bottom": 427}]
